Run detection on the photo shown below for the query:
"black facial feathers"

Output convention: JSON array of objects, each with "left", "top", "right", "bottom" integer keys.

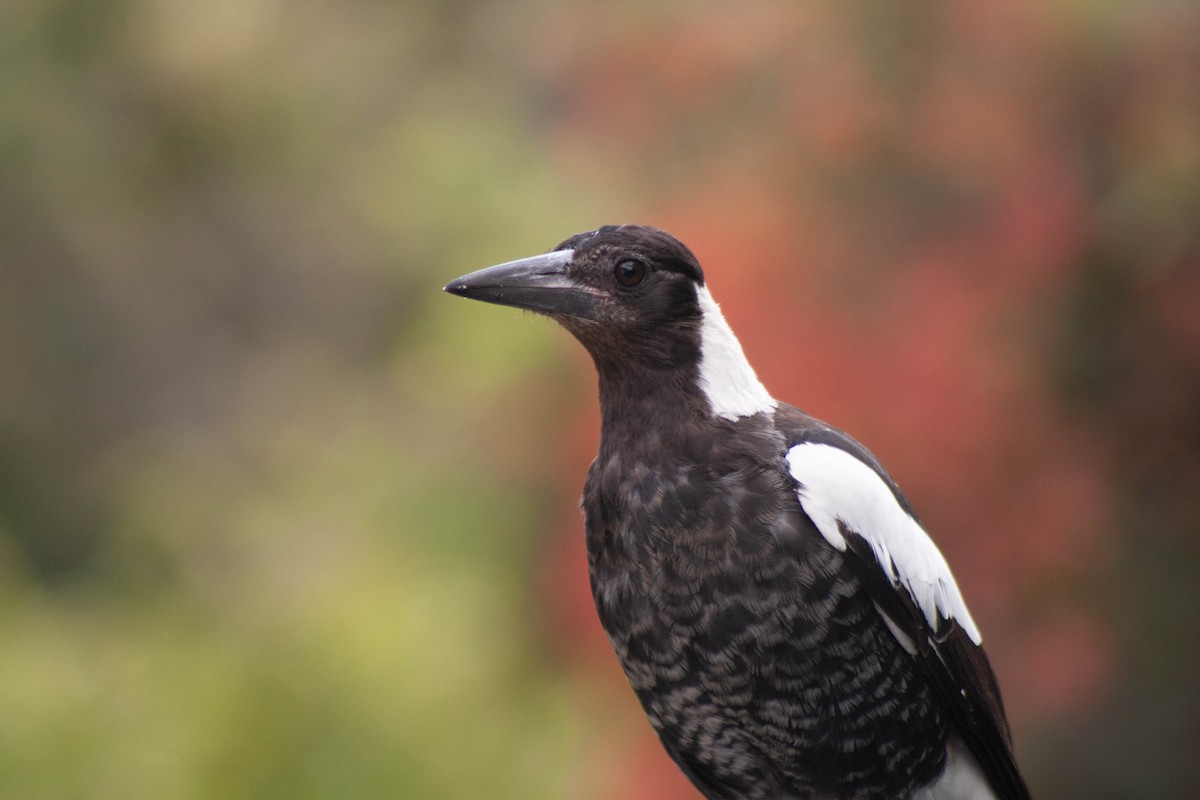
[{"left": 555, "top": 225, "right": 705, "bottom": 286}]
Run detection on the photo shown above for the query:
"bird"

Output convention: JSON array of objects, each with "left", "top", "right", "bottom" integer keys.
[{"left": 444, "top": 225, "right": 1030, "bottom": 800}]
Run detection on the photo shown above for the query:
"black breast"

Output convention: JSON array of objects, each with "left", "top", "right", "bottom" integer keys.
[{"left": 581, "top": 414, "right": 948, "bottom": 799}]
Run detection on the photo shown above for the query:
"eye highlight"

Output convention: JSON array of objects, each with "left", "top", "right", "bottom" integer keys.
[{"left": 614, "top": 259, "right": 647, "bottom": 288}]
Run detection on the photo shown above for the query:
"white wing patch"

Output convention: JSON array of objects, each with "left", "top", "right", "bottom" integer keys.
[
  {"left": 786, "top": 442, "right": 982, "bottom": 645},
  {"left": 695, "top": 286, "right": 777, "bottom": 420}
]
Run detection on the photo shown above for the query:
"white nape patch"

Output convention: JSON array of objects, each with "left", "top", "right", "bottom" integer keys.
[
  {"left": 786, "top": 443, "right": 982, "bottom": 645},
  {"left": 695, "top": 286, "right": 776, "bottom": 420},
  {"left": 913, "top": 738, "right": 999, "bottom": 800}
]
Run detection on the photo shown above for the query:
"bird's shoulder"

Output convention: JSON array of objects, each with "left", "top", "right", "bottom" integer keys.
[{"left": 771, "top": 403, "right": 1030, "bottom": 800}]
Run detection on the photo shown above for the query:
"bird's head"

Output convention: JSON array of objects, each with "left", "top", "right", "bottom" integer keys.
[
  {"left": 444, "top": 225, "right": 707, "bottom": 369},
  {"left": 445, "top": 225, "right": 774, "bottom": 420}
]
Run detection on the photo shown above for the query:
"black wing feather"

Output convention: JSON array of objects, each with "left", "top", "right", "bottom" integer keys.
[
  {"left": 842, "top": 532, "right": 1029, "bottom": 799},
  {"left": 778, "top": 405, "right": 1031, "bottom": 800}
]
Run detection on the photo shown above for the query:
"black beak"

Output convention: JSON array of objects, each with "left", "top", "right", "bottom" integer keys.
[{"left": 443, "top": 249, "right": 597, "bottom": 319}]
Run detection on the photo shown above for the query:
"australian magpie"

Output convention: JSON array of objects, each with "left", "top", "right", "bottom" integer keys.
[{"left": 444, "top": 225, "right": 1030, "bottom": 800}]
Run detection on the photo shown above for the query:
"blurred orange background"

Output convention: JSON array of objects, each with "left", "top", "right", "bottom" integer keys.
[{"left": 1, "top": 2, "right": 1197, "bottom": 798}]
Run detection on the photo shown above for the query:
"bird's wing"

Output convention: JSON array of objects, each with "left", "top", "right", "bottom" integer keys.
[
  {"left": 785, "top": 441, "right": 981, "bottom": 645},
  {"left": 781, "top": 421, "right": 1030, "bottom": 800}
]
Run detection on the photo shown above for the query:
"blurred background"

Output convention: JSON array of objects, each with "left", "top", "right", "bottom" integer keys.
[{"left": 2, "top": 1, "right": 1198, "bottom": 797}]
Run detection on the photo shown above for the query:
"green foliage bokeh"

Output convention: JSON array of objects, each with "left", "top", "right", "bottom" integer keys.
[{"left": 0, "top": 1, "right": 601, "bottom": 797}]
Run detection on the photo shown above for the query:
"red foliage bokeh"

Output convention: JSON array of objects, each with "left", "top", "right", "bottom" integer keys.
[{"left": 529, "top": 3, "right": 1200, "bottom": 796}]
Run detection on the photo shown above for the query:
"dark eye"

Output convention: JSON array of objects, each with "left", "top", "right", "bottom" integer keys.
[{"left": 614, "top": 259, "right": 647, "bottom": 288}]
